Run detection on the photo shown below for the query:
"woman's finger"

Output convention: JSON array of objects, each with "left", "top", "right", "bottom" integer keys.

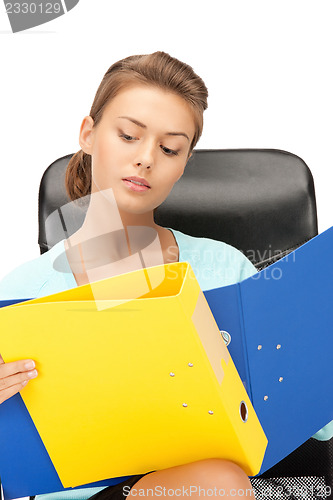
[
  {"left": 0, "top": 357, "right": 35, "bottom": 378},
  {"left": 0, "top": 380, "right": 30, "bottom": 405},
  {"left": 0, "top": 369, "right": 38, "bottom": 392}
]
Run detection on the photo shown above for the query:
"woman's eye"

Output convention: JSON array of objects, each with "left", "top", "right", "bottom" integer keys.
[
  {"left": 161, "top": 145, "right": 179, "bottom": 156},
  {"left": 120, "top": 134, "right": 136, "bottom": 141}
]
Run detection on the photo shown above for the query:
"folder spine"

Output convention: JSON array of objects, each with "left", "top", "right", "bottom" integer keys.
[
  {"left": 178, "top": 290, "right": 222, "bottom": 392},
  {"left": 236, "top": 284, "right": 253, "bottom": 403}
]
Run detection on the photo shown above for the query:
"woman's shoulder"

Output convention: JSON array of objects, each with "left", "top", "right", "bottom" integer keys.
[
  {"left": 0, "top": 240, "right": 71, "bottom": 300},
  {"left": 173, "top": 228, "right": 246, "bottom": 254},
  {"left": 170, "top": 228, "right": 258, "bottom": 288}
]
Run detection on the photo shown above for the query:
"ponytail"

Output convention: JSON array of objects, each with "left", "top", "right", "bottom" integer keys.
[{"left": 65, "top": 150, "right": 92, "bottom": 201}]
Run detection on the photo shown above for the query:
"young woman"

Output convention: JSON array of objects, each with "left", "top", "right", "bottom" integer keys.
[{"left": 0, "top": 52, "right": 260, "bottom": 499}]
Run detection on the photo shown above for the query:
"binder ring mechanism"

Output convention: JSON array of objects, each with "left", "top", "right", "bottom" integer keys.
[{"left": 220, "top": 330, "right": 231, "bottom": 346}]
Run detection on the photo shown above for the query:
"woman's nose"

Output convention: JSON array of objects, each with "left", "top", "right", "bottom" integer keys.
[
  {"left": 136, "top": 161, "right": 151, "bottom": 169},
  {"left": 134, "top": 141, "right": 155, "bottom": 169}
]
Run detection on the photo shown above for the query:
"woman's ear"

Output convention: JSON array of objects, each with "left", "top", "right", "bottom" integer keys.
[{"left": 79, "top": 116, "right": 95, "bottom": 155}]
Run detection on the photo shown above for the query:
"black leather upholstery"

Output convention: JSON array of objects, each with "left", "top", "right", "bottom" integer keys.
[{"left": 38, "top": 149, "right": 318, "bottom": 270}]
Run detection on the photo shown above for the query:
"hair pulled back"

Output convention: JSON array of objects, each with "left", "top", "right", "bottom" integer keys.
[{"left": 65, "top": 51, "right": 208, "bottom": 201}]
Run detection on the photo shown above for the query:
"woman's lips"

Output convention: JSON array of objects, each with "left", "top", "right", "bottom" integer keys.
[{"left": 122, "top": 179, "right": 151, "bottom": 192}]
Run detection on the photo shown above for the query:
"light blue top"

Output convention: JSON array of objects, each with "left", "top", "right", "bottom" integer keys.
[
  {"left": 0, "top": 228, "right": 258, "bottom": 300},
  {"left": 0, "top": 228, "right": 331, "bottom": 500}
]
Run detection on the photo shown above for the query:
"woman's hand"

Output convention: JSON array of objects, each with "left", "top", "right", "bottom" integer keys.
[{"left": 0, "top": 353, "right": 38, "bottom": 404}]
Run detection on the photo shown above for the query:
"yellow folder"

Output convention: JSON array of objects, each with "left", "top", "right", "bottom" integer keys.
[{"left": 1, "top": 262, "right": 267, "bottom": 487}]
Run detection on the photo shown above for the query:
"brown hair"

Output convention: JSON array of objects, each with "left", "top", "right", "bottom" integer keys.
[{"left": 65, "top": 51, "right": 208, "bottom": 201}]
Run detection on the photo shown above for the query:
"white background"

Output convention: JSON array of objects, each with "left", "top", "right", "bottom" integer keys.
[{"left": 0, "top": 0, "right": 332, "bottom": 279}]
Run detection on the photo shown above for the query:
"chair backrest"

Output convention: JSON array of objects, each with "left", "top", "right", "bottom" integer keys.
[{"left": 38, "top": 148, "right": 318, "bottom": 268}]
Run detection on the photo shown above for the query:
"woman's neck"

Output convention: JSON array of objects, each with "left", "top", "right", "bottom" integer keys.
[
  {"left": 70, "top": 187, "right": 158, "bottom": 244},
  {"left": 64, "top": 188, "right": 169, "bottom": 280}
]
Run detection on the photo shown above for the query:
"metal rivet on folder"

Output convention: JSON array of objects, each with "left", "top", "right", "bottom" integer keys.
[
  {"left": 279, "top": 377, "right": 283, "bottom": 382},
  {"left": 220, "top": 330, "right": 231, "bottom": 346},
  {"left": 239, "top": 401, "right": 248, "bottom": 423},
  {"left": 276, "top": 344, "right": 281, "bottom": 349},
  {"left": 264, "top": 395, "right": 268, "bottom": 401},
  {"left": 208, "top": 410, "right": 214, "bottom": 415},
  {"left": 169, "top": 372, "right": 175, "bottom": 377},
  {"left": 257, "top": 345, "right": 262, "bottom": 350},
  {"left": 183, "top": 403, "right": 188, "bottom": 407},
  {"left": 188, "top": 363, "right": 194, "bottom": 367}
]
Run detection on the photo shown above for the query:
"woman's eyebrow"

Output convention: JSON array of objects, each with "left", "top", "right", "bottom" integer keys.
[
  {"left": 166, "top": 131, "right": 190, "bottom": 141},
  {"left": 118, "top": 116, "right": 146, "bottom": 128},
  {"left": 117, "top": 116, "right": 190, "bottom": 141}
]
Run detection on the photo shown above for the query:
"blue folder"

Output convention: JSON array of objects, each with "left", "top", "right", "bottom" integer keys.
[
  {"left": 1, "top": 227, "right": 332, "bottom": 498},
  {"left": 204, "top": 225, "right": 333, "bottom": 474}
]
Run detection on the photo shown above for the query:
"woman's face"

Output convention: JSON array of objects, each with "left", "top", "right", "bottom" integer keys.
[{"left": 79, "top": 85, "right": 196, "bottom": 215}]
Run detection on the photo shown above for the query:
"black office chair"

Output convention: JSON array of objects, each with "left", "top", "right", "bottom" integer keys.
[{"left": 22, "top": 149, "right": 333, "bottom": 499}]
